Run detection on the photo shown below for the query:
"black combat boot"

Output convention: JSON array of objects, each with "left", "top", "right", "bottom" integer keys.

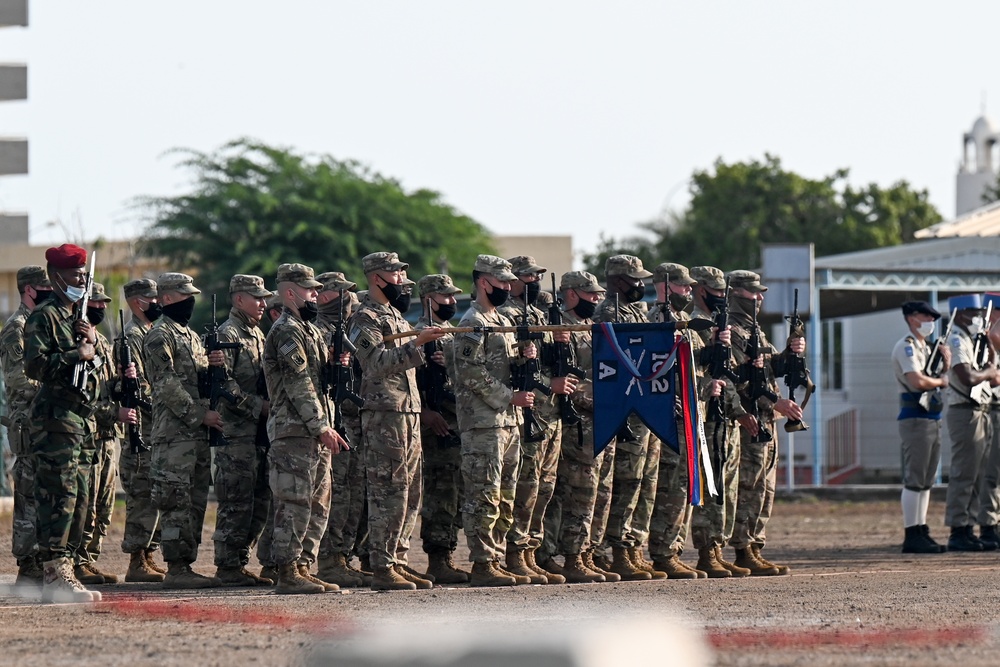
[
  {"left": 978, "top": 525, "right": 1000, "bottom": 551},
  {"left": 947, "top": 525, "right": 984, "bottom": 552},
  {"left": 902, "top": 525, "right": 945, "bottom": 554}
]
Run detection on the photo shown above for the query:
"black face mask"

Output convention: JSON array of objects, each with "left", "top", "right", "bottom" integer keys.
[
  {"left": 703, "top": 292, "right": 727, "bottom": 314},
  {"left": 433, "top": 302, "right": 457, "bottom": 322},
  {"left": 669, "top": 292, "right": 694, "bottom": 314},
  {"left": 33, "top": 289, "right": 53, "bottom": 304},
  {"left": 381, "top": 282, "right": 412, "bottom": 313},
  {"left": 162, "top": 297, "right": 196, "bottom": 326},
  {"left": 86, "top": 306, "right": 106, "bottom": 326},
  {"left": 299, "top": 300, "right": 319, "bottom": 322},
  {"left": 144, "top": 302, "right": 163, "bottom": 322},
  {"left": 620, "top": 278, "right": 645, "bottom": 304},
  {"left": 524, "top": 281, "right": 541, "bottom": 305},
  {"left": 573, "top": 299, "right": 597, "bottom": 320},
  {"left": 487, "top": 285, "right": 510, "bottom": 308}
]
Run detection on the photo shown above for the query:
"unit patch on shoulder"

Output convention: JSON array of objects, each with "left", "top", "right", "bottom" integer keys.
[
  {"left": 349, "top": 323, "right": 379, "bottom": 354},
  {"left": 905, "top": 345, "right": 914, "bottom": 357}
]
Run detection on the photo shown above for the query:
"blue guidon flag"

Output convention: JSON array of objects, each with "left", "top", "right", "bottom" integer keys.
[{"left": 592, "top": 322, "right": 716, "bottom": 505}]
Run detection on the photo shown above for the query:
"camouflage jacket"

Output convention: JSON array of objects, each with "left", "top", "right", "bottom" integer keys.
[
  {"left": 93, "top": 331, "right": 124, "bottom": 440},
  {"left": 692, "top": 303, "right": 746, "bottom": 421},
  {"left": 263, "top": 309, "right": 332, "bottom": 441},
  {"left": 729, "top": 311, "right": 782, "bottom": 420},
  {"left": 217, "top": 307, "right": 266, "bottom": 439},
  {"left": 415, "top": 315, "right": 457, "bottom": 422},
  {"left": 562, "top": 308, "right": 595, "bottom": 415},
  {"left": 451, "top": 300, "right": 521, "bottom": 431},
  {"left": 144, "top": 314, "right": 210, "bottom": 442},
  {"left": 595, "top": 297, "right": 646, "bottom": 324},
  {"left": 112, "top": 317, "right": 153, "bottom": 438},
  {"left": 348, "top": 294, "right": 424, "bottom": 414},
  {"left": 0, "top": 302, "right": 39, "bottom": 426},
  {"left": 498, "top": 297, "right": 558, "bottom": 420}
]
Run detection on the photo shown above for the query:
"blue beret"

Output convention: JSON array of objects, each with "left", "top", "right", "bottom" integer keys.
[{"left": 949, "top": 294, "right": 983, "bottom": 311}]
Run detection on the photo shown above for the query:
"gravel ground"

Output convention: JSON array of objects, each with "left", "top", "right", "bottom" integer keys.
[{"left": 1, "top": 493, "right": 997, "bottom": 667}]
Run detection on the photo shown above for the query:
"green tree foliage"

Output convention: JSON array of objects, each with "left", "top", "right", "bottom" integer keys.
[
  {"left": 583, "top": 154, "right": 942, "bottom": 274},
  {"left": 138, "top": 138, "right": 496, "bottom": 303}
]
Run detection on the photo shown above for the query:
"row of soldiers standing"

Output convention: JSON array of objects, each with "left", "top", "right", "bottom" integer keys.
[{"left": 1, "top": 244, "right": 806, "bottom": 601}]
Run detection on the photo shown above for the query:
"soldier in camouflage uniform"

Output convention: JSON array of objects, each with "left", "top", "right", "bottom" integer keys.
[
  {"left": 315, "top": 272, "right": 371, "bottom": 588},
  {"left": 452, "top": 255, "right": 538, "bottom": 587},
  {"left": 211, "top": 275, "right": 275, "bottom": 586},
  {"left": 593, "top": 254, "right": 658, "bottom": 581},
  {"left": 23, "top": 244, "right": 103, "bottom": 602},
  {"left": 115, "top": 278, "right": 167, "bottom": 582},
  {"left": 414, "top": 273, "right": 470, "bottom": 584},
  {"left": 727, "top": 270, "right": 803, "bottom": 576},
  {"left": 0, "top": 265, "right": 51, "bottom": 585},
  {"left": 145, "top": 272, "right": 225, "bottom": 589},
  {"left": 264, "top": 263, "right": 349, "bottom": 594},
  {"left": 349, "top": 252, "right": 445, "bottom": 591},
  {"left": 688, "top": 266, "right": 751, "bottom": 578},
  {"left": 255, "top": 293, "right": 284, "bottom": 579}
]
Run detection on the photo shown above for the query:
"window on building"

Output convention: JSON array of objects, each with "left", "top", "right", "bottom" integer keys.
[{"left": 822, "top": 320, "right": 844, "bottom": 390}]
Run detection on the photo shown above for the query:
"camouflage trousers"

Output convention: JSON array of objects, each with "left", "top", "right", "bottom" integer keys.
[
  {"left": 268, "top": 436, "right": 332, "bottom": 566},
  {"left": 605, "top": 414, "right": 654, "bottom": 549},
  {"left": 150, "top": 438, "right": 211, "bottom": 565},
  {"left": 79, "top": 437, "right": 118, "bottom": 564},
  {"left": 319, "top": 412, "right": 368, "bottom": 559},
  {"left": 461, "top": 426, "right": 520, "bottom": 564},
  {"left": 212, "top": 437, "right": 271, "bottom": 568},
  {"left": 509, "top": 417, "right": 561, "bottom": 552},
  {"left": 731, "top": 421, "right": 778, "bottom": 549},
  {"left": 590, "top": 439, "right": 616, "bottom": 552},
  {"left": 363, "top": 411, "right": 422, "bottom": 570},
  {"left": 648, "top": 436, "right": 691, "bottom": 560},
  {"left": 9, "top": 422, "right": 37, "bottom": 563},
  {"left": 30, "top": 425, "right": 93, "bottom": 562},
  {"left": 119, "top": 437, "right": 161, "bottom": 554},
  {"left": 691, "top": 419, "right": 741, "bottom": 549},
  {"left": 420, "top": 426, "right": 464, "bottom": 553}
]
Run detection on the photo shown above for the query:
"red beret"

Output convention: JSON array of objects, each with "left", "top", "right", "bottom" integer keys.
[{"left": 45, "top": 244, "right": 87, "bottom": 269}]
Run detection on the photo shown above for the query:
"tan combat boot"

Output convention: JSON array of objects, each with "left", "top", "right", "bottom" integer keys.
[
  {"left": 561, "top": 554, "right": 605, "bottom": 583},
  {"left": 74, "top": 563, "right": 105, "bottom": 585},
  {"left": 125, "top": 551, "right": 165, "bottom": 583},
  {"left": 144, "top": 549, "right": 168, "bottom": 575},
  {"left": 535, "top": 554, "right": 566, "bottom": 577},
  {"left": 85, "top": 562, "right": 120, "bottom": 584},
  {"left": 275, "top": 562, "right": 325, "bottom": 594},
  {"left": 504, "top": 550, "right": 547, "bottom": 584},
  {"left": 317, "top": 553, "right": 364, "bottom": 588},
  {"left": 216, "top": 566, "right": 273, "bottom": 586},
  {"left": 260, "top": 565, "right": 279, "bottom": 584},
  {"left": 345, "top": 557, "right": 373, "bottom": 586},
  {"left": 733, "top": 547, "right": 778, "bottom": 576},
  {"left": 395, "top": 564, "right": 433, "bottom": 589},
  {"left": 583, "top": 551, "right": 621, "bottom": 582},
  {"left": 751, "top": 545, "right": 790, "bottom": 575},
  {"left": 297, "top": 563, "right": 340, "bottom": 592},
  {"left": 609, "top": 547, "right": 652, "bottom": 581},
  {"left": 715, "top": 546, "right": 751, "bottom": 577},
  {"left": 425, "top": 550, "right": 470, "bottom": 585},
  {"left": 371, "top": 566, "right": 417, "bottom": 591},
  {"left": 162, "top": 563, "right": 223, "bottom": 589},
  {"left": 652, "top": 553, "right": 699, "bottom": 580},
  {"left": 15, "top": 557, "right": 43, "bottom": 587},
  {"left": 695, "top": 546, "right": 732, "bottom": 578},
  {"left": 42, "top": 558, "right": 100, "bottom": 603},
  {"left": 468, "top": 561, "right": 515, "bottom": 587},
  {"left": 628, "top": 547, "right": 667, "bottom": 580},
  {"left": 525, "top": 550, "right": 566, "bottom": 584}
]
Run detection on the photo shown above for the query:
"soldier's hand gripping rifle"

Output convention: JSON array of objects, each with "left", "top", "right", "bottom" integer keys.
[
  {"left": 115, "top": 309, "right": 152, "bottom": 453},
  {"left": 546, "top": 273, "right": 585, "bottom": 426},
  {"left": 699, "top": 281, "right": 738, "bottom": 504},
  {"left": 71, "top": 250, "right": 97, "bottom": 397},
  {"left": 779, "top": 288, "right": 815, "bottom": 433},
  {"left": 416, "top": 300, "right": 460, "bottom": 447},
  {"left": 924, "top": 308, "right": 957, "bottom": 377},
  {"left": 201, "top": 294, "right": 241, "bottom": 447},
  {"left": 325, "top": 296, "right": 363, "bottom": 444},
  {"left": 510, "top": 294, "right": 552, "bottom": 443},
  {"left": 738, "top": 303, "right": 779, "bottom": 444}
]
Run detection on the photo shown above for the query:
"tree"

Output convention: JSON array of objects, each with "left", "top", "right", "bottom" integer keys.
[
  {"left": 583, "top": 154, "right": 942, "bottom": 274},
  {"left": 138, "top": 139, "right": 496, "bottom": 317}
]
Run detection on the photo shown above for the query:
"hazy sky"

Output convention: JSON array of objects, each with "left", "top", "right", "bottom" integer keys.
[{"left": 1, "top": 1, "right": 998, "bottom": 265}]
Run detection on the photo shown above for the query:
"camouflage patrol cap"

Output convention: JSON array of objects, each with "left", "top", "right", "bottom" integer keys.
[
  {"left": 473, "top": 255, "right": 518, "bottom": 282},
  {"left": 123, "top": 278, "right": 157, "bottom": 299},
  {"left": 316, "top": 271, "right": 357, "bottom": 293},
  {"left": 230, "top": 274, "right": 273, "bottom": 298},
  {"left": 265, "top": 294, "right": 283, "bottom": 312},
  {"left": 652, "top": 263, "right": 697, "bottom": 286},
  {"left": 276, "top": 263, "right": 322, "bottom": 288},
  {"left": 508, "top": 255, "right": 547, "bottom": 276},
  {"left": 726, "top": 270, "right": 768, "bottom": 293},
  {"left": 560, "top": 270, "right": 605, "bottom": 293},
  {"left": 16, "top": 265, "right": 50, "bottom": 291},
  {"left": 690, "top": 266, "right": 726, "bottom": 290},
  {"left": 605, "top": 255, "right": 653, "bottom": 279},
  {"left": 535, "top": 290, "right": 554, "bottom": 308},
  {"left": 89, "top": 282, "right": 112, "bottom": 303},
  {"left": 157, "top": 272, "right": 201, "bottom": 295},
  {"left": 362, "top": 251, "right": 408, "bottom": 274},
  {"left": 418, "top": 274, "right": 462, "bottom": 298}
]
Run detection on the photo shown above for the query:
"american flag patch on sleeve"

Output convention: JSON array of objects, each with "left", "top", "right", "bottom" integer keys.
[{"left": 279, "top": 340, "right": 297, "bottom": 357}]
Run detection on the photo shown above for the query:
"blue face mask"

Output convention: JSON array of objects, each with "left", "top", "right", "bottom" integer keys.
[{"left": 56, "top": 272, "right": 87, "bottom": 303}]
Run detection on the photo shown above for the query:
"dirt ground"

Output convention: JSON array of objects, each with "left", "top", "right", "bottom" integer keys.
[{"left": 1, "top": 491, "right": 998, "bottom": 667}]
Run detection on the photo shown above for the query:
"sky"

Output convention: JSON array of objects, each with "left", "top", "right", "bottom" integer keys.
[{"left": 1, "top": 1, "right": 998, "bottom": 267}]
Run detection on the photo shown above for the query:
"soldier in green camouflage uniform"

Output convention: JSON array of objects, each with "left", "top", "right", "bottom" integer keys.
[
  {"left": 0, "top": 265, "right": 51, "bottom": 585},
  {"left": 255, "top": 292, "right": 285, "bottom": 579},
  {"left": 114, "top": 278, "right": 167, "bottom": 582},
  {"left": 264, "top": 263, "right": 349, "bottom": 594},
  {"left": 727, "top": 270, "right": 803, "bottom": 576},
  {"left": 211, "top": 275, "right": 275, "bottom": 586},
  {"left": 23, "top": 244, "right": 103, "bottom": 602},
  {"left": 315, "top": 272, "right": 371, "bottom": 588},
  {"left": 414, "top": 273, "right": 469, "bottom": 584},
  {"left": 593, "top": 254, "right": 658, "bottom": 581},
  {"left": 145, "top": 272, "right": 225, "bottom": 589},
  {"left": 349, "top": 252, "right": 445, "bottom": 591}
]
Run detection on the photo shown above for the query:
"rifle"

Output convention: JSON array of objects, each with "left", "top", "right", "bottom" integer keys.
[
  {"left": 547, "top": 273, "right": 585, "bottom": 426},
  {"left": 115, "top": 309, "right": 152, "bottom": 453},
  {"left": 416, "top": 300, "right": 460, "bottom": 447},
  {"left": 325, "top": 295, "right": 363, "bottom": 445},
  {"left": 201, "top": 294, "right": 241, "bottom": 447},
  {"left": 698, "top": 281, "right": 737, "bottom": 504},
  {"left": 974, "top": 300, "right": 995, "bottom": 369},
  {"left": 510, "top": 293, "right": 551, "bottom": 443},
  {"left": 924, "top": 308, "right": 957, "bottom": 377},
  {"left": 71, "top": 250, "right": 97, "bottom": 397},
  {"left": 738, "top": 303, "right": 779, "bottom": 444},
  {"left": 781, "top": 288, "right": 814, "bottom": 433}
]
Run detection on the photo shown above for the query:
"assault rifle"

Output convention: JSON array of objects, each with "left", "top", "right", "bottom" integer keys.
[
  {"left": 738, "top": 304, "right": 778, "bottom": 444},
  {"left": 780, "top": 289, "right": 814, "bottom": 433},
  {"left": 510, "top": 294, "right": 551, "bottom": 443},
  {"left": 547, "top": 273, "right": 585, "bottom": 426},
  {"left": 923, "top": 308, "right": 957, "bottom": 377},
  {"left": 71, "top": 250, "right": 97, "bottom": 397},
  {"left": 416, "top": 300, "right": 460, "bottom": 447},
  {"left": 201, "top": 294, "right": 241, "bottom": 447},
  {"left": 325, "top": 296, "right": 363, "bottom": 444},
  {"left": 115, "top": 309, "right": 152, "bottom": 453},
  {"left": 698, "top": 281, "right": 737, "bottom": 504}
]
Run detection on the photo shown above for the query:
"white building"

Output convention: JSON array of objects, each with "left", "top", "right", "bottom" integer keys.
[{"left": 956, "top": 112, "right": 998, "bottom": 217}]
